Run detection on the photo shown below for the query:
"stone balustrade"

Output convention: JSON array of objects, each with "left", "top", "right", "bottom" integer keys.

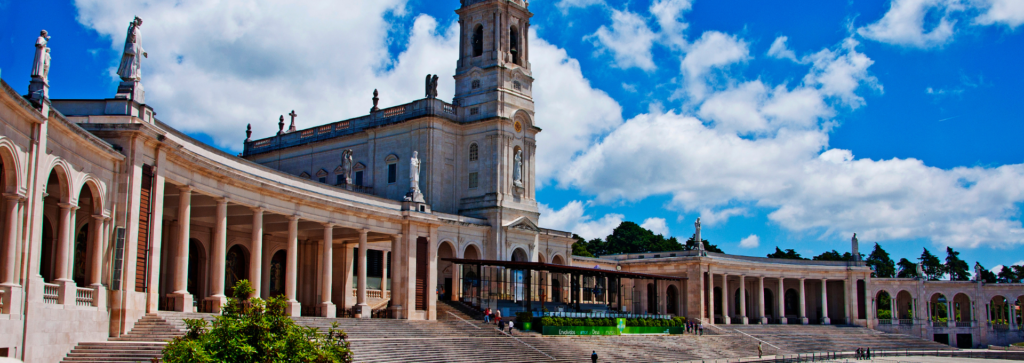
[
  {"left": 352, "top": 289, "right": 390, "bottom": 300},
  {"left": 75, "top": 287, "right": 94, "bottom": 307},
  {"left": 43, "top": 283, "right": 59, "bottom": 305}
]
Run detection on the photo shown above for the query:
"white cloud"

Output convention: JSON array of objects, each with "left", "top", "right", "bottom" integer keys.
[
  {"left": 539, "top": 201, "right": 623, "bottom": 241},
  {"left": 650, "top": 0, "right": 693, "bottom": 49},
  {"left": 767, "top": 36, "right": 799, "bottom": 62},
  {"left": 699, "top": 207, "right": 748, "bottom": 226},
  {"left": 556, "top": 0, "right": 606, "bottom": 13},
  {"left": 857, "top": 0, "right": 963, "bottom": 49},
  {"left": 740, "top": 234, "right": 760, "bottom": 248},
  {"left": 74, "top": 0, "right": 458, "bottom": 151},
  {"left": 588, "top": 9, "right": 659, "bottom": 71},
  {"left": 974, "top": 0, "right": 1024, "bottom": 28},
  {"left": 531, "top": 35, "right": 624, "bottom": 184},
  {"left": 679, "top": 31, "right": 749, "bottom": 101},
  {"left": 641, "top": 217, "right": 671, "bottom": 236},
  {"left": 560, "top": 35, "right": 1024, "bottom": 249}
]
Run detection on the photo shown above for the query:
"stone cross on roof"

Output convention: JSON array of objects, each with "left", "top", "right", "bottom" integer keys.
[{"left": 287, "top": 110, "right": 297, "bottom": 132}]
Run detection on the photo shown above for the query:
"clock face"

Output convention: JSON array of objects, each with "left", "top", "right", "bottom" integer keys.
[{"left": 514, "top": 120, "right": 523, "bottom": 133}]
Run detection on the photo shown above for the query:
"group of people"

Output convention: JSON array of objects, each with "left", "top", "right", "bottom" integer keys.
[
  {"left": 684, "top": 321, "right": 705, "bottom": 335},
  {"left": 482, "top": 308, "right": 515, "bottom": 335},
  {"left": 856, "top": 347, "right": 872, "bottom": 360}
]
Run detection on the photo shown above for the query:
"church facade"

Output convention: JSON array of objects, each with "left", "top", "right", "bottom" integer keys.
[{"left": 0, "top": 0, "right": 1021, "bottom": 361}]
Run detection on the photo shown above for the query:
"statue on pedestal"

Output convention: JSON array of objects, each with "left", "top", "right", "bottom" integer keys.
[
  {"left": 851, "top": 233, "right": 860, "bottom": 261},
  {"left": 512, "top": 149, "right": 523, "bottom": 188},
  {"left": 29, "top": 30, "right": 51, "bottom": 101},
  {"left": 404, "top": 151, "right": 425, "bottom": 203},
  {"left": 695, "top": 218, "right": 705, "bottom": 255},
  {"left": 340, "top": 149, "right": 354, "bottom": 187},
  {"left": 117, "top": 17, "right": 147, "bottom": 82},
  {"left": 974, "top": 262, "right": 983, "bottom": 282}
]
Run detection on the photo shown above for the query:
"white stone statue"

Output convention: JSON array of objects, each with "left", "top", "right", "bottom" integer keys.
[
  {"left": 31, "top": 30, "right": 50, "bottom": 81},
  {"left": 975, "top": 262, "right": 983, "bottom": 282},
  {"left": 116, "top": 17, "right": 148, "bottom": 82},
  {"left": 512, "top": 149, "right": 523, "bottom": 188},
  {"left": 405, "top": 150, "right": 425, "bottom": 203},
  {"left": 916, "top": 262, "right": 925, "bottom": 279},
  {"left": 695, "top": 218, "right": 704, "bottom": 253},
  {"left": 340, "top": 149, "right": 354, "bottom": 185}
]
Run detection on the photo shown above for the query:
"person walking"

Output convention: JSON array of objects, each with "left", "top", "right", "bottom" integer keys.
[
  {"left": 508, "top": 320, "right": 515, "bottom": 335},
  {"left": 757, "top": 342, "right": 762, "bottom": 359},
  {"left": 484, "top": 308, "right": 491, "bottom": 323},
  {"left": 591, "top": 351, "right": 598, "bottom": 363},
  {"left": 495, "top": 309, "right": 502, "bottom": 325},
  {"left": 498, "top": 318, "right": 505, "bottom": 332}
]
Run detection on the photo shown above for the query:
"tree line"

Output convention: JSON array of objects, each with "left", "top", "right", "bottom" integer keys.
[{"left": 569, "top": 221, "right": 1023, "bottom": 283}]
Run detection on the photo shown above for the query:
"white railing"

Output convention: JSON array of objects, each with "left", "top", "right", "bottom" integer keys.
[
  {"left": 932, "top": 321, "right": 946, "bottom": 328},
  {"left": 956, "top": 321, "right": 972, "bottom": 328},
  {"left": 899, "top": 319, "right": 914, "bottom": 325},
  {"left": 351, "top": 289, "right": 390, "bottom": 299},
  {"left": 76, "top": 287, "right": 94, "bottom": 307},
  {"left": 879, "top": 319, "right": 892, "bottom": 325},
  {"left": 43, "top": 283, "right": 59, "bottom": 304}
]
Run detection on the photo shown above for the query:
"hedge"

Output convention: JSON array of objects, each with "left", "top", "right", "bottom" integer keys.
[{"left": 517, "top": 314, "right": 686, "bottom": 330}]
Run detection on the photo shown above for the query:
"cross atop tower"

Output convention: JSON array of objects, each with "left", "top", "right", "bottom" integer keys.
[{"left": 287, "top": 110, "right": 297, "bottom": 132}]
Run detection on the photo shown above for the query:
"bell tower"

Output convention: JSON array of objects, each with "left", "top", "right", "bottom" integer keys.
[{"left": 454, "top": 0, "right": 534, "bottom": 122}]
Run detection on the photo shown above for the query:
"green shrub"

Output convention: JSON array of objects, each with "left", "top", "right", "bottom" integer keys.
[
  {"left": 162, "top": 280, "right": 352, "bottom": 363},
  {"left": 516, "top": 312, "right": 533, "bottom": 325}
]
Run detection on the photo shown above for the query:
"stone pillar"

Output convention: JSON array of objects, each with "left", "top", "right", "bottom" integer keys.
[
  {"left": 320, "top": 224, "right": 335, "bottom": 317},
  {"left": 758, "top": 276, "right": 766, "bottom": 324},
  {"left": 207, "top": 198, "right": 228, "bottom": 312},
  {"left": 843, "top": 279, "right": 850, "bottom": 325},
  {"left": 821, "top": 279, "right": 830, "bottom": 324},
  {"left": 890, "top": 292, "right": 897, "bottom": 324},
  {"left": 356, "top": 229, "right": 370, "bottom": 318},
  {"left": 88, "top": 215, "right": 105, "bottom": 308},
  {"left": 947, "top": 299, "right": 955, "bottom": 328},
  {"left": 723, "top": 274, "right": 731, "bottom": 324},
  {"left": 799, "top": 278, "right": 808, "bottom": 324},
  {"left": 389, "top": 234, "right": 403, "bottom": 318},
  {"left": 1, "top": 195, "right": 20, "bottom": 286},
  {"left": 55, "top": 203, "right": 78, "bottom": 305},
  {"left": 708, "top": 271, "right": 715, "bottom": 324},
  {"left": 284, "top": 216, "right": 300, "bottom": 316},
  {"left": 739, "top": 275, "right": 747, "bottom": 324},
  {"left": 169, "top": 186, "right": 192, "bottom": 311},
  {"left": 777, "top": 278, "right": 786, "bottom": 324},
  {"left": 249, "top": 208, "right": 263, "bottom": 298}
]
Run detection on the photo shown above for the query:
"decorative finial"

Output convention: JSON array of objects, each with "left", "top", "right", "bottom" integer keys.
[
  {"left": 371, "top": 89, "right": 380, "bottom": 112},
  {"left": 288, "top": 110, "right": 297, "bottom": 132},
  {"left": 277, "top": 115, "right": 285, "bottom": 135},
  {"left": 245, "top": 123, "right": 252, "bottom": 141}
]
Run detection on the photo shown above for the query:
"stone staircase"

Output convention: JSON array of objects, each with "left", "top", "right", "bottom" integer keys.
[
  {"left": 61, "top": 312, "right": 217, "bottom": 362},
  {"left": 732, "top": 324, "right": 956, "bottom": 354}
]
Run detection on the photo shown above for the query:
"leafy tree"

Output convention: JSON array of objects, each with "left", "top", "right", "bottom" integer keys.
[
  {"left": 813, "top": 250, "right": 854, "bottom": 261},
  {"left": 163, "top": 280, "right": 352, "bottom": 363},
  {"left": 896, "top": 258, "right": 919, "bottom": 278},
  {"left": 767, "top": 247, "right": 807, "bottom": 260},
  {"left": 918, "top": 248, "right": 945, "bottom": 281},
  {"left": 570, "top": 234, "right": 594, "bottom": 257},
  {"left": 1013, "top": 265, "right": 1024, "bottom": 282},
  {"left": 998, "top": 265, "right": 1023, "bottom": 283},
  {"left": 944, "top": 247, "right": 970, "bottom": 281},
  {"left": 865, "top": 243, "right": 896, "bottom": 278},
  {"left": 978, "top": 263, "right": 998, "bottom": 283},
  {"left": 684, "top": 236, "right": 724, "bottom": 253}
]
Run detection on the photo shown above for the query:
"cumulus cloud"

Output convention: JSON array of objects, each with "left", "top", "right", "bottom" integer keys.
[
  {"left": 678, "top": 31, "right": 749, "bottom": 101},
  {"left": 649, "top": 0, "right": 693, "bottom": 49},
  {"left": 641, "top": 217, "right": 671, "bottom": 236},
  {"left": 556, "top": 0, "right": 606, "bottom": 13},
  {"left": 588, "top": 9, "right": 659, "bottom": 71},
  {"left": 974, "top": 0, "right": 1024, "bottom": 28},
  {"left": 740, "top": 234, "right": 760, "bottom": 248},
  {"left": 74, "top": 0, "right": 459, "bottom": 150},
  {"left": 539, "top": 201, "right": 623, "bottom": 240},
  {"left": 531, "top": 34, "right": 624, "bottom": 184},
  {"left": 560, "top": 34, "right": 1024, "bottom": 248},
  {"left": 767, "top": 36, "right": 799, "bottom": 62},
  {"left": 857, "top": 0, "right": 963, "bottom": 49}
]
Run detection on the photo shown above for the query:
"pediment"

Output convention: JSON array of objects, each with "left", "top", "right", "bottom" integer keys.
[{"left": 504, "top": 216, "right": 539, "bottom": 232}]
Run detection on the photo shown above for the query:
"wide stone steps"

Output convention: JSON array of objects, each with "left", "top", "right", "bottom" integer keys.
[
  {"left": 61, "top": 341, "right": 166, "bottom": 362},
  {"left": 732, "top": 325, "right": 955, "bottom": 354}
]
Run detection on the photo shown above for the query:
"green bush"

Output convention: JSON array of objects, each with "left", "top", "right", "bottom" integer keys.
[
  {"left": 530, "top": 315, "right": 686, "bottom": 329},
  {"left": 162, "top": 280, "right": 352, "bottom": 363}
]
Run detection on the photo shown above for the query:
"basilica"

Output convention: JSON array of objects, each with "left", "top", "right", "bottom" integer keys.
[{"left": 0, "top": 0, "right": 1022, "bottom": 362}]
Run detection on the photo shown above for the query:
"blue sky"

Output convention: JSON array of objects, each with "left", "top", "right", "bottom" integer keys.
[{"left": 2, "top": 0, "right": 1023, "bottom": 271}]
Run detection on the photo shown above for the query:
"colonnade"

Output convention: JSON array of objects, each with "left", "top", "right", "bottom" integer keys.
[{"left": 706, "top": 271, "right": 854, "bottom": 325}]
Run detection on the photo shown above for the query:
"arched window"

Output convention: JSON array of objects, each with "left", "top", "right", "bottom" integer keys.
[
  {"left": 472, "top": 24, "right": 484, "bottom": 57},
  {"left": 469, "top": 143, "right": 479, "bottom": 161},
  {"left": 385, "top": 154, "right": 399, "bottom": 184},
  {"left": 472, "top": 79, "right": 480, "bottom": 89},
  {"left": 510, "top": 26, "right": 521, "bottom": 65}
]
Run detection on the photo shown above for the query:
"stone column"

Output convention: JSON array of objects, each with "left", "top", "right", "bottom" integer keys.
[
  {"left": 55, "top": 203, "right": 78, "bottom": 305},
  {"left": 389, "top": 234, "right": 403, "bottom": 317},
  {"left": 249, "top": 208, "right": 263, "bottom": 298},
  {"left": 890, "top": 292, "right": 897, "bottom": 324},
  {"left": 739, "top": 275, "right": 747, "bottom": 324},
  {"left": 947, "top": 299, "right": 955, "bottom": 328},
  {"left": 708, "top": 271, "right": 715, "bottom": 324},
  {"left": 723, "top": 273, "right": 731, "bottom": 324},
  {"left": 799, "top": 278, "right": 808, "bottom": 324},
  {"left": 169, "top": 186, "right": 192, "bottom": 311},
  {"left": 843, "top": 279, "right": 850, "bottom": 325},
  {"left": 758, "top": 276, "right": 766, "bottom": 324},
  {"left": 356, "top": 229, "right": 370, "bottom": 318},
  {"left": 1, "top": 195, "right": 20, "bottom": 286},
  {"left": 320, "top": 224, "right": 335, "bottom": 317},
  {"left": 207, "top": 198, "right": 228, "bottom": 312},
  {"left": 90, "top": 216, "right": 108, "bottom": 308},
  {"left": 284, "top": 216, "right": 300, "bottom": 316},
  {"left": 821, "top": 279, "right": 830, "bottom": 324},
  {"left": 777, "top": 278, "right": 786, "bottom": 324}
]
